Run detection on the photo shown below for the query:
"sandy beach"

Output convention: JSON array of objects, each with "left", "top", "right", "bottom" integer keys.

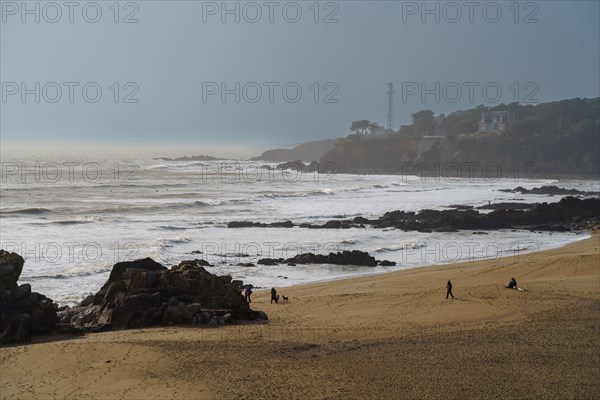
[{"left": 1, "top": 233, "right": 599, "bottom": 400}]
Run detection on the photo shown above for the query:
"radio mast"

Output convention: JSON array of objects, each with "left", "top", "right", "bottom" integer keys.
[{"left": 386, "top": 82, "right": 394, "bottom": 131}]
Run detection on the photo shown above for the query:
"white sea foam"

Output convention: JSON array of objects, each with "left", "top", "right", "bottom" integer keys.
[{"left": 1, "top": 155, "right": 594, "bottom": 306}]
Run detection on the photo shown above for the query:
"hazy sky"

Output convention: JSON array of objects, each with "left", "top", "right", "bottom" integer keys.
[{"left": 1, "top": 0, "right": 599, "bottom": 155}]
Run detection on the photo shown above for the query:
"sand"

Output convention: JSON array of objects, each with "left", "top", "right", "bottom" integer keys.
[{"left": 1, "top": 233, "right": 599, "bottom": 399}]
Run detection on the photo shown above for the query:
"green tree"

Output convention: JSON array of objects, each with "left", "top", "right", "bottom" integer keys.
[
  {"left": 411, "top": 110, "right": 436, "bottom": 135},
  {"left": 350, "top": 120, "right": 381, "bottom": 139}
]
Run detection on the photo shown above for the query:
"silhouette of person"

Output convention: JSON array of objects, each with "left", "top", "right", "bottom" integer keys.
[
  {"left": 270, "top": 287, "right": 278, "bottom": 304},
  {"left": 507, "top": 277, "right": 517, "bottom": 289},
  {"left": 446, "top": 280, "right": 454, "bottom": 299}
]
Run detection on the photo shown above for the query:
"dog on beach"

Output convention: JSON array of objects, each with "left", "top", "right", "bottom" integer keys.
[{"left": 282, "top": 295, "right": 289, "bottom": 302}]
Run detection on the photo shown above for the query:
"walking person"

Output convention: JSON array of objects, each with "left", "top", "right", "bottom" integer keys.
[
  {"left": 270, "top": 287, "right": 278, "bottom": 304},
  {"left": 446, "top": 280, "right": 454, "bottom": 299},
  {"left": 245, "top": 286, "right": 253, "bottom": 303}
]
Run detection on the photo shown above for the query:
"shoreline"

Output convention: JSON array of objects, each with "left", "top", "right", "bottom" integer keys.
[
  {"left": 2, "top": 233, "right": 599, "bottom": 399},
  {"left": 251, "top": 230, "right": 590, "bottom": 292}
]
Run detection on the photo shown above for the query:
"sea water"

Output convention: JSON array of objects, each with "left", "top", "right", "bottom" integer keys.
[{"left": 1, "top": 152, "right": 596, "bottom": 306}]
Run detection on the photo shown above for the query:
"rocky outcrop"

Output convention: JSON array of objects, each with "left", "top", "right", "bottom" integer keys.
[
  {"left": 227, "top": 197, "right": 600, "bottom": 233},
  {"left": 258, "top": 250, "right": 395, "bottom": 267},
  {"left": 368, "top": 197, "right": 600, "bottom": 231},
  {"left": 0, "top": 250, "right": 59, "bottom": 345},
  {"left": 499, "top": 186, "right": 599, "bottom": 196},
  {"left": 60, "top": 258, "right": 266, "bottom": 331},
  {"left": 228, "top": 220, "right": 294, "bottom": 228},
  {"left": 250, "top": 139, "right": 336, "bottom": 163},
  {"left": 477, "top": 202, "right": 536, "bottom": 210},
  {"left": 276, "top": 160, "right": 320, "bottom": 172}
]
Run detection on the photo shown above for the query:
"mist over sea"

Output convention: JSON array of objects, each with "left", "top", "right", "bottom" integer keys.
[{"left": 0, "top": 154, "right": 595, "bottom": 306}]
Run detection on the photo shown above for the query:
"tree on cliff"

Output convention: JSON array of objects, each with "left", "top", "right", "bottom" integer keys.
[
  {"left": 411, "top": 110, "right": 436, "bottom": 135},
  {"left": 350, "top": 120, "right": 382, "bottom": 140},
  {"left": 321, "top": 97, "right": 599, "bottom": 176}
]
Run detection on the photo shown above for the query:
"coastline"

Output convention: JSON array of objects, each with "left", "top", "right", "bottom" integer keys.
[
  {"left": 2, "top": 232, "right": 599, "bottom": 399},
  {"left": 250, "top": 230, "right": 592, "bottom": 292}
]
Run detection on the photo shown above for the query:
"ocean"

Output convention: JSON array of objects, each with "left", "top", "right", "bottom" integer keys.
[{"left": 0, "top": 153, "right": 595, "bottom": 306}]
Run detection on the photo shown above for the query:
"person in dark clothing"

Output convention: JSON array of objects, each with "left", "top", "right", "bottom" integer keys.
[
  {"left": 507, "top": 277, "right": 517, "bottom": 289},
  {"left": 271, "top": 287, "right": 278, "bottom": 304},
  {"left": 245, "top": 286, "right": 252, "bottom": 303},
  {"left": 446, "top": 280, "right": 454, "bottom": 299}
]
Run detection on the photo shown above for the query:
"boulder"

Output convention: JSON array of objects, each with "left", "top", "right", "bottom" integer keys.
[
  {"left": 67, "top": 258, "right": 265, "bottom": 331},
  {"left": 0, "top": 250, "right": 59, "bottom": 345},
  {"left": 184, "top": 303, "right": 203, "bottom": 322},
  {"left": 236, "top": 263, "right": 255, "bottom": 267},
  {"left": 256, "top": 311, "right": 269, "bottom": 320},
  {"left": 15, "top": 284, "right": 31, "bottom": 301},
  {"left": 0, "top": 313, "right": 30, "bottom": 344},
  {"left": 0, "top": 250, "right": 24, "bottom": 288},
  {"left": 162, "top": 304, "right": 185, "bottom": 326}
]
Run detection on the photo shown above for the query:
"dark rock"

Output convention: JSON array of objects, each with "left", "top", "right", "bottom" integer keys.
[
  {"left": 228, "top": 220, "right": 295, "bottom": 229},
  {"left": 275, "top": 160, "right": 316, "bottom": 172},
  {"left": 353, "top": 216, "right": 375, "bottom": 224},
  {"left": 15, "top": 284, "right": 31, "bottom": 301},
  {"left": 107, "top": 258, "right": 166, "bottom": 286},
  {"left": 378, "top": 260, "right": 396, "bottom": 266},
  {"left": 225, "top": 197, "right": 600, "bottom": 233},
  {"left": 270, "top": 221, "right": 294, "bottom": 228},
  {"left": 478, "top": 202, "right": 536, "bottom": 210},
  {"left": 322, "top": 220, "right": 343, "bottom": 229},
  {"left": 65, "top": 257, "right": 264, "bottom": 331},
  {"left": 257, "top": 258, "right": 284, "bottom": 266},
  {"left": 228, "top": 221, "right": 263, "bottom": 228},
  {"left": 499, "top": 185, "right": 599, "bottom": 196},
  {"left": 80, "top": 294, "right": 95, "bottom": 307},
  {"left": 223, "top": 313, "right": 234, "bottom": 323},
  {"left": 256, "top": 311, "right": 269, "bottom": 320},
  {"left": 0, "top": 313, "right": 30, "bottom": 344},
  {"left": 0, "top": 250, "right": 24, "bottom": 288},
  {"left": 230, "top": 280, "right": 245, "bottom": 290},
  {"left": 1, "top": 250, "right": 59, "bottom": 345},
  {"left": 260, "top": 250, "right": 381, "bottom": 267},
  {"left": 184, "top": 303, "right": 203, "bottom": 322},
  {"left": 162, "top": 304, "right": 185, "bottom": 325}
]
